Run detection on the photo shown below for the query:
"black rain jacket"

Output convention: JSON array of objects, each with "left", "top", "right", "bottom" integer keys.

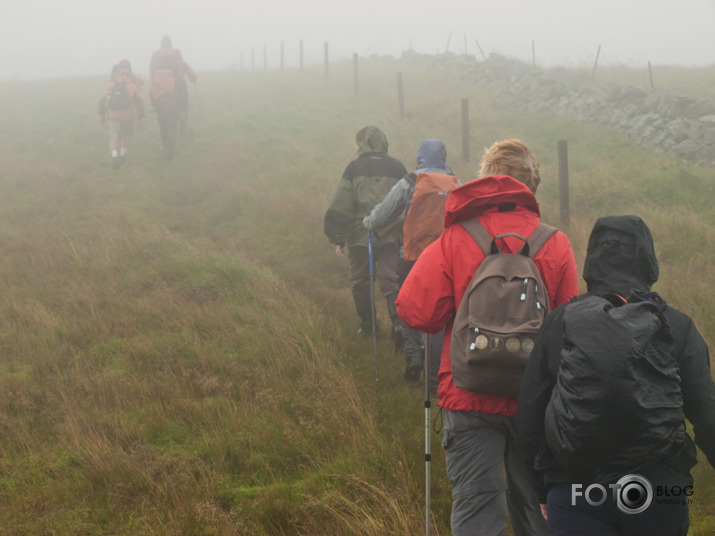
[{"left": 515, "top": 215, "right": 715, "bottom": 501}]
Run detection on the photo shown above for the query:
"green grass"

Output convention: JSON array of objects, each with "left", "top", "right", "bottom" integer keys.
[{"left": 0, "top": 57, "right": 712, "bottom": 534}]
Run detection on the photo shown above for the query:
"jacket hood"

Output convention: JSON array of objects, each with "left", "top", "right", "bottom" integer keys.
[
  {"left": 356, "top": 126, "right": 388, "bottom": 155},
  {"left": 416, "top": 139, "right": 447, "bottom": 169},
  {"left": 443, "top": 175, "right": 540, "bottom": 227},
  {"left": 583, "top": 215, "right": 659, "bottom": 298}
]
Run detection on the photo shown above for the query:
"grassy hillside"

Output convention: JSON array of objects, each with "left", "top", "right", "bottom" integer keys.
[{"left": 0, "top": 56, "right": 713, "bottom": 534}]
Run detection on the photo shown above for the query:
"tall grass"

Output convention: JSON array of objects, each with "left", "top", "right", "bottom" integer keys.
[{"left": 0, "top": 56, "right": 712, "bottom": 534}]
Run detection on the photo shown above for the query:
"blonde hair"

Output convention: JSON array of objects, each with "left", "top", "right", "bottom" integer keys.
[{"left": 479, "top": 138, "right": 540, "bottom": 193}]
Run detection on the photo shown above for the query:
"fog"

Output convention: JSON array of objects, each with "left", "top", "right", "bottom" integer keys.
[{"left": 2, "top": 0, "right": 714, "bottom": 81}]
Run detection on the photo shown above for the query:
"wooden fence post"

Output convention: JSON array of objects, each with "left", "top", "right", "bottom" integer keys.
[
  {"left": 475, "top": 40, "right": 487, "bottom": 61},
  {"left": 592, "top": 45, "right": 601, "bottom": 81},
  {"left": 397, "top": 72, "right": 405, "bottom": 120},
  {"left": 558, "top": 140, "right": 570, "bottom": 226},
  {"left": 324, "top": 42, "right": 329, "bottom": 80},
  {"left": 461, "top": 98, "right": 470, "bottom": 162},
  {"left": 648, "top": 61, "right": 654, "bottom": 89},
  {"left": 353, "top": 53, "right": 359, "bottom": 97}
]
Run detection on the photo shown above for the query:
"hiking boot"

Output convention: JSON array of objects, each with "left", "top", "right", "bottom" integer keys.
[
  {"left": 403, "top": 364, "right": 422, "bottom": 382},
  {"left": 358, "top": 319, "right": 379, "bottom": 338}
]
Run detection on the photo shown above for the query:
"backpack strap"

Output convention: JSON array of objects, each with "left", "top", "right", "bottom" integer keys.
[
  {"left": 423, "top": 165, "right": 455, "bottom": 175},
  {"left": 459, "top": 219, "right": 494, "bottom": 257},
  {"left": 460, "top": 219, "right": 557, "bottom": 258},
  {"left": 527, "top": 223, "right": 557, "bottom": 258}
]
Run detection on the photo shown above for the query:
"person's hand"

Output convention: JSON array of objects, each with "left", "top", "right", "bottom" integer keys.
[
  {"left": 540, "top": 503, "right": 548, "bottom": 521},
  {"left": 362, "top": 215, "right": 373, "bottom": 230},
  {"left": 335, "top": 244, "right": 345, "bottom": 258}
]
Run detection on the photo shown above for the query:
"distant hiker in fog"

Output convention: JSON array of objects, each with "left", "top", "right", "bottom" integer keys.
[
  {"left": 363, "top": 139, "right": 458, "bottom": 390},
  {"left": 324, "top": 126, "right": 408, "bottom": 344},
  {"left": 149, "top": 36, "right": 197, "bottom": 160},
  {"left": 396, "top": 138, "right": 578, "bottom": 536},
  {"left": 150, "top": 37, "right": 197, "bottom": 126},
  {"left": 98, "top": 62, "right": 145, "bottom": 170}
]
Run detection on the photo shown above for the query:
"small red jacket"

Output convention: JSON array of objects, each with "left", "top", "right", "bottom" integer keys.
[{"left": 395, "top": 175, "right": 579, "bottom": 415}]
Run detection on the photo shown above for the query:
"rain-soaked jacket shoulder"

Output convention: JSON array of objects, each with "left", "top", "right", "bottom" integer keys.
[
  {"left": 324, "top": 127, "right": 407, "bottom": 248},
  {"left": 395, "top": 175, "right": 579, "bottom": 415}
]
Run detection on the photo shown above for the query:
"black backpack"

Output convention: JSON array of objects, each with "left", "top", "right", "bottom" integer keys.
[
  {"left": 106, "top": 81, "right": 131, "bottom": 111},
  {"left": 450, "top": 220, "right": 556, "bottom": 397},
  {"left": 544, "top": 294, "right": 685, "bottom": 483}
]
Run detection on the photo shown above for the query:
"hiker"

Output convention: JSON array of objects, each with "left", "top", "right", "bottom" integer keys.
[
  {"left": 516, "top": 215, "right": 715, "bottom": 536},
  {"left": 150, "top": 36, "right": 197, "bottom": 130},
  {"left": 324, "top": 126, "right": 408, "bottom": 344},
  {"left": 149, "top": 45, "right": 196, "bottom": 160},
  {"left": 98, "top": 62, "right": 145, "bottom": 170},
  {"left": 395, "top": 138, "right": 579, "bottom": 536},
  {"left": 363, "top": 139, "right": 458, "bottom": 390},
  {"left": 110, "top": 59, "right": 143, "bottom": 92}
]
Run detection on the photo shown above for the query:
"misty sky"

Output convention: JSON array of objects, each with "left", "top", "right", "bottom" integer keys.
[{"left": 2, "top": 0, "right": 714, "bottom": 80}]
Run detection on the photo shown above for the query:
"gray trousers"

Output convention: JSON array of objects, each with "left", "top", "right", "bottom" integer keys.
[
  {"left": 347, "top": 243, "right": 400, "bottom": 297},
  {"left": 442, "top": 410, "right": 547, "bottom": 536}
]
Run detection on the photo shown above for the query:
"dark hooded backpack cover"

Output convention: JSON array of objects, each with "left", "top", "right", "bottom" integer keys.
[{"left": 545, "top": 215, "right": 687, "bottom": 483}]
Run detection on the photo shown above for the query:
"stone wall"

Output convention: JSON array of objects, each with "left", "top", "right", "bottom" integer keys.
[{"left": 401, "top": 51, "right": 715, "bottom": 166}]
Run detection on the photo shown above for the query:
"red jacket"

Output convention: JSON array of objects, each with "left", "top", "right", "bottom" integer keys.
[{"left": 395, "top": 175, "right": 579, "bottom": 415}]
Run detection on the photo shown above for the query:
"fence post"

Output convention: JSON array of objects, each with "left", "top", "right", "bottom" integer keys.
[
  {"left": 353, "top": 53, "right": 359, "bottom": 97},
  {"left": 592, "top": 45, "right": 601, "bottom": 81},
  {"left": 461, "top": 98, "right": 470, "bottom": 162},
  {"left": 475, "top": 40, "right": 487, "bottom": 61},
  {"left": 397, "top": 72, "right": 405, "bottom": 120},
  {"left": 324, "top": 42, "right": 329, "bottom": 80},
  {"left": 648, "top": 61, "right": 654, "bottom": 89},
  {"left": 558, "top": 140, "right": 570, "bottom": 226}
]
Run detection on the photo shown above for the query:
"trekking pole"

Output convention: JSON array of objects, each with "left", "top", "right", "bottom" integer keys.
[
  {"left": 368, "top": 230, "right": 379, "bottom": 381},
  {"left": 424, "top": 333, "right": 431, "bottom": 535}
]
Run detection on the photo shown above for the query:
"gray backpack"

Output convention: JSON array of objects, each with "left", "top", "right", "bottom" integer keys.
[{"left": 450, "top": 219, "right": 556, "bottom": 397}]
